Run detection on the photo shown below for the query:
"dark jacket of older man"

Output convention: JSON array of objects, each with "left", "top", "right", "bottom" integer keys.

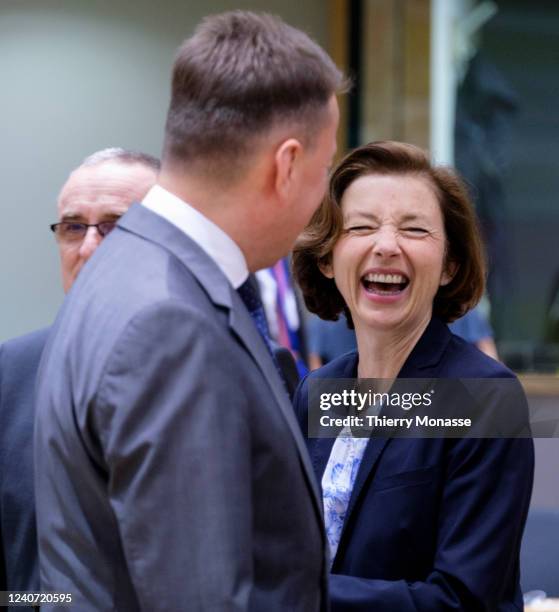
[{"left": 0, "top": 327, "right": 49, "bottom": 609}]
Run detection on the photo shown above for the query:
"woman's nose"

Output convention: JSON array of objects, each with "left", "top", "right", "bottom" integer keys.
[{"left": 372, "top": 227, "right": 401, "bottom": 257}]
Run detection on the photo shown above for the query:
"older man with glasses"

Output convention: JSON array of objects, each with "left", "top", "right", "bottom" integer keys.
[
  {"left": 50, "top": 148, "right": 159, "bottom": 292},
  {"left": 0, "top": 148, "right": 158, "bottom": 605}
]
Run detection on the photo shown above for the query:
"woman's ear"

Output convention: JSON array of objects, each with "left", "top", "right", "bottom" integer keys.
[
  {"left": 318, "top": 258, "right": 334, "bottom": 279},
  {"left": 440, "top": 260, "right": 458, "bottom": 287}
]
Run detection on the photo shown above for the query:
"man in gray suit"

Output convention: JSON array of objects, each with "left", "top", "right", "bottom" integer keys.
[
  {"left": 35, "top": 11, "right": 342, "bottom": 612},
  {"left": 0, "top": 148, "right": 158, "bottom": 607}
]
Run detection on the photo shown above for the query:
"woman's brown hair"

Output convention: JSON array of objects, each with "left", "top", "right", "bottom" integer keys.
[{"left": 292, "top": 141, "right": 486, "bottom": 325}]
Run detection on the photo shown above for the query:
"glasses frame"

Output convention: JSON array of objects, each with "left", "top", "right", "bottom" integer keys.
[{"left": 49, "top": 221, "right": 118, "bottom": 242}]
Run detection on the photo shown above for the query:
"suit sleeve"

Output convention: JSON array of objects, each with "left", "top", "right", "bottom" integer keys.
[
  {"left": 329, "top": 436, "right": 534, "bottom": 612},
  {"left": 94, "top": 301, "right": 255, "bottom": 611}
]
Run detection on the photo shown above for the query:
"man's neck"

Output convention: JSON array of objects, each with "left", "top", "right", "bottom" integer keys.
[{"left": 157, "top": 172, "right": 268, "bottom": 272}]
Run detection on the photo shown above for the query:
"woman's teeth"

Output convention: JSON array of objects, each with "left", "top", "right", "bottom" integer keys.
[
  {"left": 361, "top": 272, "right": 409, "bottom": 295},
  {"left": 363, "top": 272, "right": 406, "bottom": 284}
]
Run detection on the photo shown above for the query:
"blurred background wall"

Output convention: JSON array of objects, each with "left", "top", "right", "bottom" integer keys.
[
  {"left": 0, "top": 0, "right": 329, "bottom": 341},
  {"left": 4, "top": 0, "right": 558, "bottom": 365}
]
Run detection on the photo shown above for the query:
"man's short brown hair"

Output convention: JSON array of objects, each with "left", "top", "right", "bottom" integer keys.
[
  {"left": 163, "top": 11, "right": 344, "bottom": 181},
  {"left": 292, "top": 141, "right": 486, "bottom": 325}
]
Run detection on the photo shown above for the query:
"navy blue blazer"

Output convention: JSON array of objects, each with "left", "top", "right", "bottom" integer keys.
[
  {"left": 0, "top": 327, "right": 49, "bottom": 601},
  {"left": 294, "top": 317, "right": 534, "bottom": 611}
]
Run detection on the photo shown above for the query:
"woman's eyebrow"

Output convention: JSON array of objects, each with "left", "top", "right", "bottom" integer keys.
[
  {"left": 399, "top": 213, "right": 428, "bottom": 223},
  {"left": 343, "top": 210, "right": 380, "bottom": 222}
]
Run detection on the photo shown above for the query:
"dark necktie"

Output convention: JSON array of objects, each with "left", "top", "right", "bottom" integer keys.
[
  {"left": 237, "top": 276, "right": 293, "bottom": 395},
  {"left": 236, "top": 276, "right": 275, "bottom": 355}
]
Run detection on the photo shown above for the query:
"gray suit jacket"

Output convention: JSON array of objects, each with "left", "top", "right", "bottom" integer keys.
[
  {"left": 0, "top": 327, "right": 49, "bottom": 609},
  {"left": 34, "top": 204, "right": 327, "bottom": 611}
]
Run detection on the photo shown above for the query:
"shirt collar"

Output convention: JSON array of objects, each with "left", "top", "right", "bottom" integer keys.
[{"left": 142, "top": 184, "right": 248, "bottom": 289}]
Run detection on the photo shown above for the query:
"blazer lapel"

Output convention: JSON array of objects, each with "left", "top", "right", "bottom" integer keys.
[
  {"left": 118, "top": 204, "right": 323, "bottom": 514},
  {"left": 338, "top": 318, "right": 453, "bottom": 553},
  {"left": 309, "top": 352, "right": 359, "bottom": 489},
  {"left": 340, "top": 437, "right": 391, "bottom": 546},
  {"left": 119, "top": 204, "right": 233, "bottom": 308},
  {"left": 308, "top": 437, "right": 335, "bottom": 493},
  {"left": 227, "top": 294, "right": 322, "bottom": 503}
]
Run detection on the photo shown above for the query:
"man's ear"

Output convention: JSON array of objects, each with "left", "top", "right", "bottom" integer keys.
[
  {"left": 318, "top": 258, "right": 334, "bottom": 279},
  {"left": 274, "top": 138, "right": 303, "bottom": 201},
  {"left": 440, "top": 259, "right": 458, "bottom": 287}
]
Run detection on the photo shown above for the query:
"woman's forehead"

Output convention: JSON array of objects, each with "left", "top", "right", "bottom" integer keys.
[{"left": 340, "top": 173, "right": 441, "bottom": 219}]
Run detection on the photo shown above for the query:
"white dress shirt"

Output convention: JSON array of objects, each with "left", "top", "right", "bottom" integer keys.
[{"left": 142, "top": 184, "right": 248, "bottom": 289}]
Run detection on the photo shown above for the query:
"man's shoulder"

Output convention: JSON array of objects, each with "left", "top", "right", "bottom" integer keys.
[
  {"left": 45, "top": 258, "right": 230, "bottom": 398},
  {"left": 0, "top": 327, "right": 50, "bottom": 373},
  {"left": 1, "top": 326, "right": 50, "bottom": 354},
  {"left": 76, "top": 219, "right": 223, "bottom": 316}
]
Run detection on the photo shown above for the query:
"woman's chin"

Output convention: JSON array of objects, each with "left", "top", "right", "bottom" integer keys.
[
  {"left": 351, "top": 286, "right": 408, "bottom": 329},
  {"left": 353, "top": 311, "right": 407, "bottom": 334}
]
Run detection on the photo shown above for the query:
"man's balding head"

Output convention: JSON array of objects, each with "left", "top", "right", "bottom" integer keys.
[{"left": 54, "top": 148, "right": 159, "bottom": 292}]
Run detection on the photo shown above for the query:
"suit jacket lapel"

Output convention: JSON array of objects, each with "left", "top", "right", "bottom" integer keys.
[
  {"left": 309, "top": 437, "right": 335, "bottom": 493},
  {"left": 338, "top": 318, "right": 453, "bottom": 552},
  {"left": 340, "top": 437, "right": 390, "bottom": 542},
  {"left": 309, "top": 352, "right": 359, "bottom": 492},
  {"left": 227, "top": 293, "right": 323, "bottom": 508},
  {"left": 118, "top": 204, "right": 323, "bottom": 513}
]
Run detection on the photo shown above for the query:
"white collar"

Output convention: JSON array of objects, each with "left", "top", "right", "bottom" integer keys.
[{"left": 142, "top": 184, "right": 248, "bottom": 289}]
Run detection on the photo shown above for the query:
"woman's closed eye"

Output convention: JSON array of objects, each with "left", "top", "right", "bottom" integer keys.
[
  {"left": 402, "top": 226, "right": 428, "bottom": 235},
  {"left": 345, "top": 225, "right": 377, "bottom": 234}
]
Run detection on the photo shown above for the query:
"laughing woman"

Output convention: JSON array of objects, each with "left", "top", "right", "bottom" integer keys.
[{"left": 292, "top": 141, "right": 533, "bottom": 612}]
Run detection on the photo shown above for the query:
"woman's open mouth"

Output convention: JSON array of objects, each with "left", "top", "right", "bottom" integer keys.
[{"left": 361, "top": 272, "right": 410, "bottom": 296}]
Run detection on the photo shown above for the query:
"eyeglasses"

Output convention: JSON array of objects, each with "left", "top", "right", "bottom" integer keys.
[{"left": 50, "top": 221, "right": 118, "bottom": 243}]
